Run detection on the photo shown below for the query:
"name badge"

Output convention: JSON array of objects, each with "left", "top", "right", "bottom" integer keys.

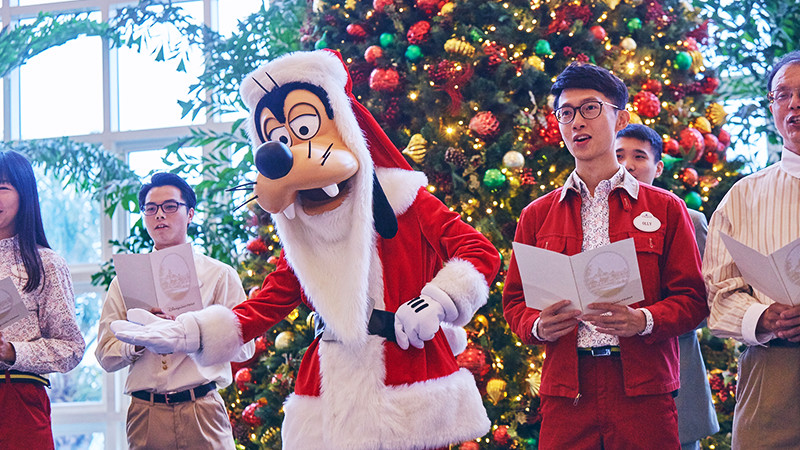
[{"left": 633, "top": 212, "right": 661, "bottom": 232}]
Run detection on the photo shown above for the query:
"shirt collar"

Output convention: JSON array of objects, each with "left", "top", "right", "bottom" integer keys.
[
  {"left": 780, "top": 148, "right": 800, "bottom": 179},
  {"left": 560, "top": 165, "right": 639, "bottom": 201}
]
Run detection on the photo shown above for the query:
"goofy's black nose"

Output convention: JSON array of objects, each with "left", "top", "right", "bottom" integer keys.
[{"left": 255, "top": 141, "right": 293, "bottom": 180}]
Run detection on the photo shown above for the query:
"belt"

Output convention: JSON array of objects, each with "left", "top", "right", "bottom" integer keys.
[
  {"left": 2, "top": 370, "right": 50, "bottom": 387},
  {"left": 131, "top": 382, "right": 216, "bottom": 404},
  {"left": 769, "top": 338, "right": 800, "bottom": 348},
  {"left": 314, "top": 309, "right": 396, "bottom": 342},
  {"left": 577, "top": 346, "right": 621, "bottom": 357}
]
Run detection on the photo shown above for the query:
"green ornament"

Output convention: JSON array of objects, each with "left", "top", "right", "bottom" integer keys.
[
  {"left": 684, "top": 191, "right": 702, "bottom": 210},
  {"left": 627, "top": 17, "right": 642, "bottom": 32},
  {"left": 661, "top": 154, "right": 681, "bottom": 171},
  {"left": 483, "top": 169, "right": 506, "bottom": 189},
  {"left": 314, "top": 31, "right": 328, "bottom": 50},
  {"left": 405, "top": 45, "right": 422, "bottom": 61},
  {"left": 535, "top": 39, "right": 553, "bottom": 56},
  {"left": 469, "top": 28, "right": 483, "bottom": 42},
  {"left": 379, "top": 32, "right": 395, "bottom": 48},
  {"left": 674, "top": 51, "right": 693, "bottom": 71}
]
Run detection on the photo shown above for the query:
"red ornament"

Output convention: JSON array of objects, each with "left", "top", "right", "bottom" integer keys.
[
  {"left": 373, "top": 0, "right": 393, "bottom": 13},
  {"left": 246, "top": 238, "right": 268, "bottom": 255},
  {"left": 482, "top": 41, "right": 508, "bottom": 66},
  {"left": 248, "top": 286, "right": 260, "bottom": 299},
  {"left": 267, "top": 255, "right": 279, "bottom": 265},
  {"left": 703, "top": 133, "right": 720, "bottom": 153},
  {"left": 539, "top": 113, "right": 563, "bottom": 145},
  {"left": 415, "top": 0, "right": 440, "bottom": 15},
  {"left": 700, "top": 76, "right": 720, "bottom": 94},
  {"left": 679, "top": 128, "right": 705, "bottom": 163},
  {"left": 407, "top": 21, "right": 431, "bottom": 45},
  {"left": 493, "top": 425, "right": 511, "bottom": 447},
  {"left": 633, "top": 90, "right": 661, "bottom": 118},
  {"left": 718, "top": 129, "right": 731, "bottom": 148},
  {"left": 642, "top": 78, "right": 663, "bottom": 94},
  {"left": 346, "top": 24, "right": 367, "bottom": 39},
  {"left": 589, "top": 25, "right": 607, "bottom": 41},
  {"left": 242, "top": 402, "right": 263, "bottom": 426},
  {"left": 469, "top": 111, "right": 500, "bottom": 138},
  {"left": 704, "top": 150, "right": 719, "bottom": 165},
  {"left": 234, "top": 367, "right": 252, "bottom": 391},
  {"left": 680, "top": 167, "right": 699, "bottom": 187},
  {"left": 364, "top": 45, "right": 383, "bottom": 64},
  {"left": 663, "top": 136, "right": 681, "bottom": 157},
  {"left": 456, "top": 344, "right": 490, "bottom": 378},
  {"left": 459, "top": 442, "right": 480, "bottom": 450},
  {"left": 255, "top": 334, "right": 270, "bottom": 353},
  {"left": 369, "top": 67, "right": 400, "bottom": 92}
]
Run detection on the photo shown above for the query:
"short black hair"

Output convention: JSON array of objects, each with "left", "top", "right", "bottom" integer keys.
[
  {"left": 616, "top": 124, "right": 663, "bottom": 161},
  {"left": 138, "top": 172, "right": 197, "bottom": 209},
  {"left": 551, "top": 62, "right": 629, "bottom": 110},
  {"left": 768, "top": 50, "right": 800, "bottom": 91}
]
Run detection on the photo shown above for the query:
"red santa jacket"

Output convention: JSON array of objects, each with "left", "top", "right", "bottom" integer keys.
[{"left": 503, "top": 182, "right": 708, "bottom": 398}]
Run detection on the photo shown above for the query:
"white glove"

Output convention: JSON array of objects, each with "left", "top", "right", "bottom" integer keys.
[
  {"left": 394, "top": 284, "right": 458, "bottom": 350},
  {"left": 110, "top": 308, "right": 201, "bottom": 355}
]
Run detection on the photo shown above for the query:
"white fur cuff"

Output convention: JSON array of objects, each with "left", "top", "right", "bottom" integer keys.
[
  {"left": 189, "top": 305, "right": 246, "bottom": 366},
  {"left": 428, "top": 258, "right": 490, "bottom": 327}
]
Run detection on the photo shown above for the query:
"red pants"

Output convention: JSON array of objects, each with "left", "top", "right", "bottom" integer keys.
[
  {"left": 539, "top": 354, "right": 679, "bottom": 450},
  {"left": 0, "top": 381, "right": 54, "bottom": 450}
]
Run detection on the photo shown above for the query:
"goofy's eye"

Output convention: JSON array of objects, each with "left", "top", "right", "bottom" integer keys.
[
  {"left": 288, "top": 114, "right": 320, "bottom": 140},
  {"left": 267, "top": 127, "right": 293, "bottom": 146}
]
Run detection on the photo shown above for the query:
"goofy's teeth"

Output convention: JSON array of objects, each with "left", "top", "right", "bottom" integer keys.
[
  {"left": 321, "top": 183, "right": 340, "bottom": 197},
  {"left": 282, "top": 202, "right": 297, "bottom": 220}
]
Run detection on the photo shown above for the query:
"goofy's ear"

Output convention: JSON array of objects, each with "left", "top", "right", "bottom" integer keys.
[{"left": 373, "top": 173, "right": 397, "bottom": 239}]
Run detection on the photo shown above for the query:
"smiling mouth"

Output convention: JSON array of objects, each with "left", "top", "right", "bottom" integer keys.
[
  {"left": 298, "top": 178, "right": 351, "bottom": 204},
  {"left": 789, "top": 116, "right": 800, "bottom": 124}
]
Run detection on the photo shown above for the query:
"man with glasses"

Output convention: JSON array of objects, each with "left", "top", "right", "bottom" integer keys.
[
  {"left": 95, "top": 172, "right": 254, "bottom": 449},
  {"left": 704, "top": 51, "right": 800, "bottom": 449},
  {"left": 503, "top": 62, "right": 707, "bottom": 449}
]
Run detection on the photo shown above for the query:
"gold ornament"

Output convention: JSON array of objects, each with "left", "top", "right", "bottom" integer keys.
[
  {"left": 527, "top": 55, "right": 545, "bottom": 72},
  {"left": 603, "top": 0, "right": 621, "bottom": 9},
  {"left": 526, "top": 371, "right": 542, "bottom": 397},
  {"left": 693, "top": 116, "right": 712, "bottom": 134},
  {"left": 306, "top": 312, "right": 317, "bottom": 329},
  {"left": 486, "top": 378, "right": 508, "bottom": 404},
  {"left": 473, "top": 314, "right": 489, "bottom": 337},
  {"left": 444, "top": 38, "right": 476, "bottom": 58},
  {"left": 628, "top": 110, "right": 643, "bottom": 125},
  {"left": 287, "top": 308, "right": 300, "bottom": 322},
  {"left": 275, "top": 331, "right": 295, "bottom": 350},
  {"left": 440, "top": 2, "right": 455, "bottom": 15},
  {"left": 620, "top": 37, "right": 637, "bottom": 52},
  {"left": 402, "top": 134, "right": 428, "bottom": 164},
  {"left": 706, "top": 102, "right": 728, "bottom": 126},
  {"left": 689, "top": 50, "right": 705, "bottom": 73},
  {"left": 344, "top": 0, "right": 356, "bottom": 9}
]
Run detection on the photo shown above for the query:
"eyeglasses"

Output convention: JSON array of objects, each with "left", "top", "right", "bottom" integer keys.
[
  {"left": 141, "top": 200, "right": 188, "bottom": 216},
  {"left": 768, "top": 88, "right": 800, "bottom": 105},
  {"left": 553, "top": 100, "right": 623, "bottom": 124}
]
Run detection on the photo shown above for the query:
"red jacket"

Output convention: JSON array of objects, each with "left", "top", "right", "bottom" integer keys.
[{"left": 503, "top": 182, "right": 708, "bottom": 398}]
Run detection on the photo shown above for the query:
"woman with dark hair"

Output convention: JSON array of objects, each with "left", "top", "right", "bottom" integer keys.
[{"left": 0, "top": 151, "right": 85, "bottom": 450}]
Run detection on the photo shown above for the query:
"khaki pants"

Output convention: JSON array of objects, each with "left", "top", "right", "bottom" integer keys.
[
  {"left": 127, "top": 389, "right": 235, "bottom": 450},
  {"left": 733, "top": 345, "right": 800, "bottom": 450}
]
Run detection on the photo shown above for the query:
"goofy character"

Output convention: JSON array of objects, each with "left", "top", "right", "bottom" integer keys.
[{"left": 112, "top": 49, "right": 500, "bottom": 449}]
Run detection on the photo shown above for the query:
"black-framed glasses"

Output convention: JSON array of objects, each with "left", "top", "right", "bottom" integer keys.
[
  {"left": 553, "top": 100, "right": 622, "bottom": 124},
  {"left": 141, "top": 200, "right": 188, "bottom": 216},
  {"left": 768, "top": 88, "right": 800, "bottom": 105}
]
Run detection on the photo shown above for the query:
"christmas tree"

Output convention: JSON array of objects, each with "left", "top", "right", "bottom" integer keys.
[{"left": 223, "top": 0, "right": 745, "bottom": 448}]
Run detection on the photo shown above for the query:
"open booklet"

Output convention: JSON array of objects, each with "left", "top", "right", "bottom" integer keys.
[
  {"left": 113, "top": 243, "right": 203, "bottom": 315},
  {"left": 719, "top": 232, "right": 800, "bottom": 306},
  {"left": 0, "top": 277, "right": 28, "bottom": 330},
  {"left": 512, "top": 237, "right": 645, "bottom": 314}
]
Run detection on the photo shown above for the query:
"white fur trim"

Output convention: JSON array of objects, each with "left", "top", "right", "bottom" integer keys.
[
  {"left": 427, "top": 259, "right": 490, "bottom": 327},
  {"left": 188, "top": 305, "right": 245, "bottom": 366},
  {"left": 376, "top": 167, "right": 427, "bottom": 216},
  {"left": 282, "top": 368, "right": 489, "bottom": 449}
]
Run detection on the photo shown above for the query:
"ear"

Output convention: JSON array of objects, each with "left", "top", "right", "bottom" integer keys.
[
  {"left": 615, "top": 109, "right": 630, "bottom": 132},
  {"left": 372, "top": 172, "right": 397, "bottom": 239},
  {"left": 655, "top": 160, "right": 664, "bottom": 178}
]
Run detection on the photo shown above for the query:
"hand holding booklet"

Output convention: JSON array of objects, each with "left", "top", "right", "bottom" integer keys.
[
  {"left": 719, "top": 232, "right": 800, "bottom": 306},
  {"left": 113, "top": 243, "right": 203, "bottom": 315},
  {"left": 0, "top": 277, "right": 28, "bottom": 330},
  {"left": 512, "top": 238, "right": 645, "bottom": 314}
]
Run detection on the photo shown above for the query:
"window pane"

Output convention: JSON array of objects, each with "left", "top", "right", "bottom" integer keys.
[
  {"left": 116, "top": 2, "right": 205, "bottom": 131},
  {"left": 49, "top": 290, "right": 104, "bottom": 404},
  {"left": 35, "top": 167, "right": 102, "bottom": 265},
  {"left": 54, "top": 429, "right": 105, "bottom": 450},
  {"left": 217, "top": 0, "right": 265, "bottom": 36},
  {"left": 20, "top": 32, "right": 103, "bottom": 139}
]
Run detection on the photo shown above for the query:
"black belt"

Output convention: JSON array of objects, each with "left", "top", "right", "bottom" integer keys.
[
  {"left": 2, "top": 370, "right": 50, "bottom": 387},
  {"left": 769, "top": 338, "right": 800, "bottom": 348},
  {"left": 314, "top": 309, "right": 396, "bottom": 342},
  {"left": 577, "top": 346, "right": 621, "bottom": 357},
  {"left": 131, "top": 382, "right": 216, "bottom": 404}
]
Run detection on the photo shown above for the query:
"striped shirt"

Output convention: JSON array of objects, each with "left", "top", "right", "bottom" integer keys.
[{"left": 703, "top": 148, "right": 800, "bottom": 345}]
